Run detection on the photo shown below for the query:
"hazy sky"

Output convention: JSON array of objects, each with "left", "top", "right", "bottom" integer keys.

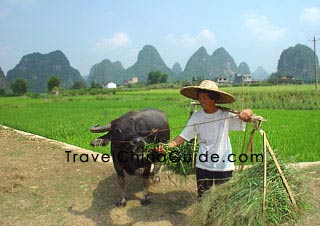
[{"left": 1, "top": 0, "right": 320, "bottom": 76}]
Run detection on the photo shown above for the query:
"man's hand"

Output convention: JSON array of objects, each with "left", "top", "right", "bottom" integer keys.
[
  {"left": 155, "top": 143, "right": 167, "bottom": 153},
  {"left": 155, "top": 136, "right": 186, "bottom": 153},
  {"left": 239, "top": 109, "right": 253, "bottom": 122}
]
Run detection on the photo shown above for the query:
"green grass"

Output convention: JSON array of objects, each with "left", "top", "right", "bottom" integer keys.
[
  {"left": 230, "top": 109, "right": 320, "bottom": 163},
  {"left": 0, "top": 85, "right": 319, "bottom": 162},
  {"left": 222, "top": 84, "right": 320, "bottom": 110}
]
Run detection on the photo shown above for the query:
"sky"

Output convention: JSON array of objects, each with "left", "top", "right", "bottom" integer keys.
[{"left": 1, "top": 0, "right": 320, "bottom": 77}]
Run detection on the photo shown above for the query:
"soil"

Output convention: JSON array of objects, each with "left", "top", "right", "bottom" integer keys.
[{"left": 0, "top": 126, "right": 319, "bottom": 226}]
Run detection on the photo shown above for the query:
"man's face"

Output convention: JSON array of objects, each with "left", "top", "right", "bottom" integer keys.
[{"left": 198, "top": 92, "right": 215, "bottom": 110}]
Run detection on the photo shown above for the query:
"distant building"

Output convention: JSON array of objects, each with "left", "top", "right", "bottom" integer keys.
[
  {"left": 234, "top": 73, "right": 261, "bottom": 85},
  {"left": 276, "top": 75, "right": 294, "bottom": 84},
  {"left": 103, "top": 82, "right": 117, "bottom": 89},
  {"left": 234, "top": 73, "right": 252, "bottom": 84},
  {"left": 215, "top": 77, "right": 228, "bottom": 85},
  {"left": 124, "top": 77, "right": 139, "bottom": 85}
]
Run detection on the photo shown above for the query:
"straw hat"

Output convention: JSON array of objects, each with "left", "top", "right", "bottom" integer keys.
[{"left": 180, "top": 80, "right": 235, "bottom": 104}]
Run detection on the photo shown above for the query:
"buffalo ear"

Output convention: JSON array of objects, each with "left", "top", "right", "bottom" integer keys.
[{"left": 90, "top": 133, "right": 111, "bottom": 146}]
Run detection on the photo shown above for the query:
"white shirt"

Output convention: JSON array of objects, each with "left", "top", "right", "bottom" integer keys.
[{"left": 180, "top": 109, "right": 246, "bottom": 171}]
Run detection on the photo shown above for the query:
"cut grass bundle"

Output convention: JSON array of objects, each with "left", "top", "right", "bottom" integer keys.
[
  {"left": 144, "top": 141, "right": 198, "bottom": 176},
  {"left": 188, "top": 159, "right": 302, "bottom": 226},
  {"left": 161, "top": 141, "right": 198, "bottom": 176}
]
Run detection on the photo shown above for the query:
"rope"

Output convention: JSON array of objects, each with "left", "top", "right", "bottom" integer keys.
[
  {"left": 138, "top": 103, "right": 243, "bottom": 134},
  {"left": 111, "top": 115, "right": 240, "bottom": 144},
  {"left": 138, "top": 115, "right": 239, "bottom": 134}
]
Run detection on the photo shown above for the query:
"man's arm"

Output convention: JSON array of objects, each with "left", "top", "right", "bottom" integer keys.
[{"left": 167, "top": 136, "right": 187, "bottom": 148}]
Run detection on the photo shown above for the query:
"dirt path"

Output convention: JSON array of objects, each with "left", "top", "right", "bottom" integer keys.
[
  {"left": 0, "top": 127, "right": 197, "bottom": 226},
  {"left": 0, "top": 127, "right": 319, "bottom": 226}
]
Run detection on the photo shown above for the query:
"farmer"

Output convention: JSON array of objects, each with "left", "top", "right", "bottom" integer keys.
[{"left": 159, "top": 80, "right": 252, "bottom": 199}]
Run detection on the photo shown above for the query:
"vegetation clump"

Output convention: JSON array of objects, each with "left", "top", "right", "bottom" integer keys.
[
  {"left": 143, "top": 141, "right": 197, "bottom": 176},
  {"left": 189, "top": 160, "right": 302, "bottom": 226}
]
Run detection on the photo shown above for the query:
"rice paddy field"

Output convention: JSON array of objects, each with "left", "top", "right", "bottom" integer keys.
[{"left": 0, "top": 84, "right": 319, "bottom": 163}]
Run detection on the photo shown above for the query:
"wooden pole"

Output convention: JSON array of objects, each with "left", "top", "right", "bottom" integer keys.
[
  {"left": 190, "top": 101, "right": 198, "bottom": 170},
  {"left": 262, "top": 131, "right": 268, "bottom": 212},
  {"left": 311, "top": 36, "right": 319, "bottom": 92},
  {"left": 264, "top": 137, "right": 298, "bottom": 208},
  {"left": 250, "top": 117, "right": 297, "bottom": 210},
  {"left": 239, "top": 129, "right": 256, "bottom": 171},
  {"left": 192, "top": 135, "right": 197, "bottom": 169}
]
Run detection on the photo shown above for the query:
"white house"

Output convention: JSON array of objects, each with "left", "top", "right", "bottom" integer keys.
[
  {"left": 103, "top": 82, "right": 117, "bottom": 89},
  {"left": 216, "top": 77, "right": 228, "bottom": 85}
]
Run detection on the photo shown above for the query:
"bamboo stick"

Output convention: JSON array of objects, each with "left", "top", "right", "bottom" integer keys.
[
  {"left": 265, "top": 137, "right": 298, "bottom": 208},
  {"left": 192, "top": 135, "right": 197, "bottom": 169},
  {"left": 262, "top": 131, "right": 267, "bottom": 212},
  {"left": 239, "top": 129, "right": 256, "bottom": 171}
]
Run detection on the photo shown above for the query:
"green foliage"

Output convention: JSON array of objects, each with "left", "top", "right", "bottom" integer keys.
[
  {"left": 71, "top": 80, "right": 87, "bottom": 89},
  {"left": 47, "top": 75, "right": 61, "bottom": 92},
  {"left": 145, "top": 141, "right": 197, "bottom": 176},
  {"left": 90, "top": 80, "right": 102, "bottom": 89},
  {"left": 26, "top": 92, "right": 41, "bottom": 98},
  {"left": 10, "top": 78, "right": 28, "bottom": 95},
  {"left": 147, "top": 70, "right": 168, "bottom": 84},
  {"left": 0, "top": 87, "right": 6, "bottom": 96}
]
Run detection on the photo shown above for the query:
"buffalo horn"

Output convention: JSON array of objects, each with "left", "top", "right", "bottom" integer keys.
[{"left": 90, "top": 123, "right": 112, "bottom": 133}]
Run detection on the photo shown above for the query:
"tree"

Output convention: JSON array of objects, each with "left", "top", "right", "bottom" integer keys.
[
  {"left": 147, "top": 70, "right": 168, "bottom": 85},
  {"left": 90, "top": 80, "right": 102, "bottom": 89},
  {"left": 0, "top": 87, "right": 6, "bottom": 96},
  {"left": 11, "top": 78, "right": 28, "bottom": 95},
  {"left": 71, "top": 80, "right": 86, "bottom": 89},
  {"left": 47, "top": 76, "right": 61, "bottom": 92}
]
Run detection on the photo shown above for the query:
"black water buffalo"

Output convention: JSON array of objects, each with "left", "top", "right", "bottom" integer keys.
[{"left": 90, "top": 108, "right": 170, "bottom": 207}]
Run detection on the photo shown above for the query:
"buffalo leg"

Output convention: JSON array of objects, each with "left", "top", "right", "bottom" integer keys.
[
  {"left": 117, "top": 176, "right": 126, "bottom": 207},
  {"left": 141, "top": 165, "right": 151, "bottom": 206},
  {"left": 114, "top": 166, "right": 127, "bottom": 207},
  {"left": 150, "top": 162, "right": 161, "bottom": 184}
]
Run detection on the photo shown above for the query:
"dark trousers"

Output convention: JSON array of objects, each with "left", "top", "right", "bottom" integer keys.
[{"left": 196, "top": 167, "right": 233, "bottom": 197}]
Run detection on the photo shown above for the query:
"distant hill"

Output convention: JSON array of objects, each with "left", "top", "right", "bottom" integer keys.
[
  {"left": 211, "top": 47, "right": 238, "bottom": 78},
  {"left": 6, "top": 50, "right": 84, "bottom": 92},
  {"left": 274, "top": 44, "right": 318, "bottom": 82},
  {"left": 7, "top": 44, "right": 317, "bottom": 90},
  {"left": 172, "top": 62, "right": 182, "bottom": 76},
  {"left": 125, "top": 45, "right": 173, "bottom": 82},
  {"left": 82, "top": 75, "right": 89, "bottom": 81},
  {"left": 87, "top": 59, "right": 125, "bottom": 84},
  {"left": 180, "top": 47, "right": 212, "bottom": 80},
  {"left": 252, "top": 66, "right": 269, "bottom": 80},
  {"left": 180, "top": 47, "right": 238, "bottom": 81},
  {"left": 0, "top": 66, "right": 9, "bottom": 91},
  {"left": 238, "top": 62, "right": 251, "bottom": 75}
]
